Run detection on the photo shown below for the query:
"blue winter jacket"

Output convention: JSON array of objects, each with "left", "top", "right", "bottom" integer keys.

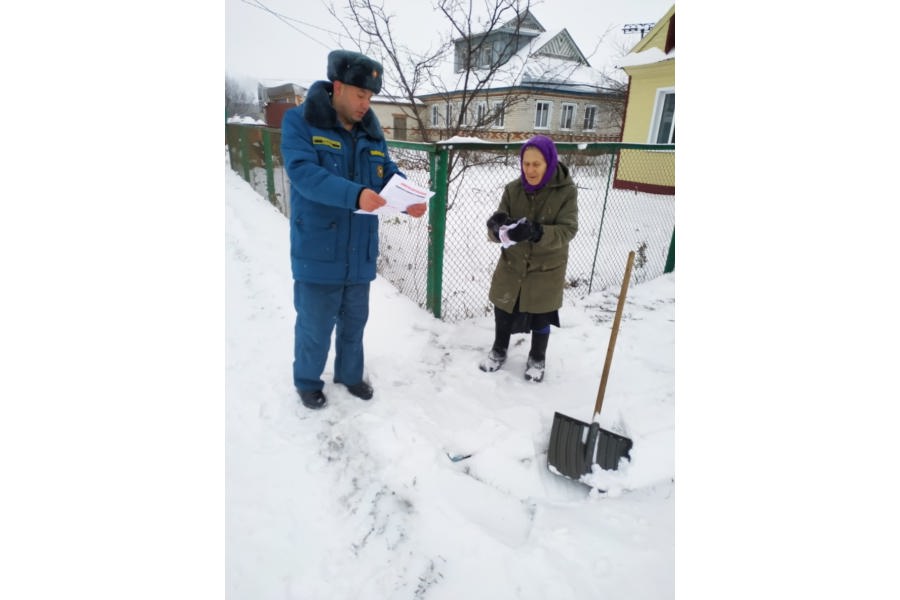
[{"left": 281, "top": 80, "right": 403, "bottom": 284}]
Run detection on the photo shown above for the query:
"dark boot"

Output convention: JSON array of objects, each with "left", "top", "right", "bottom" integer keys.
[
  {"left": 298, "top": 388, "right": 327, "bottom": 409},
  {"left": 525, "top": 332, "right": 549, "bottom": 382},
  {"left": 480, "top": 308, "right": 512, "bottom": 372},
  {"left": 479, "top": 348, "right": 507, "bottom": 372},
  {"left": 492, "top": 307, "right": 512, "bottom": 354},
  {"left": 344, "top": 381, "right": 374, "bottom": 400}
]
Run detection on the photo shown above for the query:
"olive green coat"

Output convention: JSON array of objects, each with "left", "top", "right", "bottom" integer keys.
[{"left": 488, "top": 162, "right": 578, "bottom": 314}]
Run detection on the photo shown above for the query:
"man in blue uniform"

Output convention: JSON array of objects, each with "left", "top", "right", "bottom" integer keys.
[{"left": 281, "top": 50, "right": 427, "bottom": 409}]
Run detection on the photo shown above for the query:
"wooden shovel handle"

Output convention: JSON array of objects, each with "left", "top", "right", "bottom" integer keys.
[{"left": 594, "top": 251, "right": 636, "bottom": 417}]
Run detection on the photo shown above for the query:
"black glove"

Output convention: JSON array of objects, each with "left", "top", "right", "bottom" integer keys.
[
  {"left": 506, "top": 219, "right": 543, "bottom": 243},
  {"left": 486, "top": 211, "right": 510, "bottom": 236}
]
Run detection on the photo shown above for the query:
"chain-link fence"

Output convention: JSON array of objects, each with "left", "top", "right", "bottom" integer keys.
[
  {"left": 226, "top": 124, "right": 290, "bottom": 216},
  {"left": 226, "top": 123, "right": 674, "bottom": 322}
]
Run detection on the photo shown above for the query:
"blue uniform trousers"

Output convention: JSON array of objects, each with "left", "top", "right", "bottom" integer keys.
[{"left": 293, "top": 281, "right": 370, "bottom": 391}]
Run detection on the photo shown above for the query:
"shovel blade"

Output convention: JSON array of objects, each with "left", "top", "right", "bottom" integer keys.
[{"left": 547, "top": 412, "right": 633, "bottom": 481}]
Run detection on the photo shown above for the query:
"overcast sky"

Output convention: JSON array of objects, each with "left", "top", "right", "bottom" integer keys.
[{"left": 225, "top": 0, "right": 674, "bottom": 89}]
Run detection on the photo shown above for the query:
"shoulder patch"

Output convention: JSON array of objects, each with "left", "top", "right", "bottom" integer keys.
[{"left": 312, "top": 136, "right": 342, "bottom": 150}]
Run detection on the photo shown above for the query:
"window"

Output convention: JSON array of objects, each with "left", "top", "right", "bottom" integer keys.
[
  {"left": 453, "top": 45, "right": 468, "bottom": 73},
  {"left": 478, "top": 45, "right": 493, "bottom": 68},
  {"left": 534, "top": 101, "right": 551, "bottom": 129},
  {"left": 650, "top": 89, "right": 675, "bottom": 144},
  {"left": 560, "top": 103, "right": 576, "bottom": 130},
  {"left": 446, "top": 101, "right": 454, "bottom": 126},
  {"left": 583, "top": 105, "right": 597, "bottom": 131},
  {"left": 431, "top": 105, "right": 440, "bottom": 127},
  {"left": 392, "top": 115, "right": 407, "bottom": 141},
  {"left": 459, "top": 102, "right": 467, "bottom": 126},
  {"left": 476, "top": 102, "right": 487, "bottom": 126},
  {"left": 493, "top": 40, "right": 505, "bottom": 63},
  {"left": 492, "top": 101, "right": 505, "bottom": 128}
]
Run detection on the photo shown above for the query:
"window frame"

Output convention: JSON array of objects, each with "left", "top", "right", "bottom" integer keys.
[
  {"left": 534, "top": 100, "right": 552, "bottom": 130},
  {"left": 560, "top": 102, "right": 577, "bottom": 131},
  {"left": 430, "top": 104, "right": 440, "bottom": 127},
  {"left": 582, "top": 105, "right": 597, "bottom": 131},
  {"left": 491, "top": 101, "right": 505, "bottom": 128},
  {"left": 648, "top": 87, "right": 675, "bottom": 144},
  {"left": 476, "top": 101, "right": 487, "bottom": 126}
]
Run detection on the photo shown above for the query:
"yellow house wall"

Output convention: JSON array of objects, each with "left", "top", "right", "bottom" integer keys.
[
  {"left": 621, "top": 62, "right": 674, "bottom": 144},
  {"left": 618, "top": 60, "right": 674, "bottom": 188}
]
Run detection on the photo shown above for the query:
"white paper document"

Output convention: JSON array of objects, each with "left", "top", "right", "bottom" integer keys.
[
  {"left": 356, "top": 174, "right": 434, "bottom": 215},
  {"left": 498, "top": 219, "right": 526, "bottom": 248}
]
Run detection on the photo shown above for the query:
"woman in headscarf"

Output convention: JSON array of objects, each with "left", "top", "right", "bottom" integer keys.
[{"left": 481, "top": 135, "right": 578, "bottom": 382}]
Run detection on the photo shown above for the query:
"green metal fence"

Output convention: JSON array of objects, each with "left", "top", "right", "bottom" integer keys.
[{"left": 226, "top": 123, "right": 674, "bottom": 322}]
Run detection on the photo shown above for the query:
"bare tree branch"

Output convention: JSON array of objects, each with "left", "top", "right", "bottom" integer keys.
[
  {"left": 225, "top": 75, "right": 259, "bottom": 118},
  {"left": 321, "top": 0, "right": 622, "bottom": 207}
]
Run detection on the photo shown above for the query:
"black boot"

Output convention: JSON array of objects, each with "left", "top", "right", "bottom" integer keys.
[
  {"left": 344, "top": 381, "right": 374, "bottom": 400},
  {"left": 480, "top": 308, "right": 512, "bottom": 372},
  {"left": 298, "top": 388, "right": 327, "bottom": 409},
  {"left": 492, "top": 307, "right": 512, "bottom": 353},
  {"left": 525, "top": 332, "right": 549, "bottom": 382}
]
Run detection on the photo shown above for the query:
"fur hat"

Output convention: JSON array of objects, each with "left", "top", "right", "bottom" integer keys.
[{"left": 327, "top": 50, "right": 383, "bottom": 94}]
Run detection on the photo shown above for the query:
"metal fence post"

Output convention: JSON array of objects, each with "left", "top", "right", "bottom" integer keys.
[
  {"left": 239, "top": 128, "right": 250, "bottom": 182},
  {"left": 226, "top": 124, "right": 235, "bottom": 172},
  {"left": 588, "top": 151, "right": 617, "bottom": 294},
  {"left": 664, "top": 228, "right": 675, "bottom": 273},
  {"left": 262, "top": 129, "right": 277, "bottom": 207},
  {"left": 427, "top": 145, "right": 449, "bottom": 318}
]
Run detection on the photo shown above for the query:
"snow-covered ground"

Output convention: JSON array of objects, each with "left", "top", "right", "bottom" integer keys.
[
  {"left": 5, "top": 5, "right": 898, "bottom": 597},
  {"left": 225, "top": 164, "right": 675, "bottom": 598}
]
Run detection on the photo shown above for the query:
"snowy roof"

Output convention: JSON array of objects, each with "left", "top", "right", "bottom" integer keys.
[
  {"left": 451, "top": 9, "right": 546, "bottom": 42},
  {"left": 227, "top": 115, "right": 266, "bottom": 125},
  {"left": 257, "top": 82, "right": 306, "bottom": 96},
  {"left": 615, "top": 4, "right": 675, "bottom": 70},
  {"left": 371, "top": 92, "right": 425, "bottom": 106},
  {"left": 421, "top": 27, "right": 610, "bottom": 97},
  {"left": 615, "top": 47, "right": 674, "bottom": 68}
]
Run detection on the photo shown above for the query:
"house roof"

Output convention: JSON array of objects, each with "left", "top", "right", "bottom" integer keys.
[
  {"left": 473, "top": 29, "right": 605, "bottom": 89},
  {"left": 452, "top": 9, "right": 545, "bottom": 43},
  {"left": 421, "top": 13, "right": 613, "bottom": 97},
  {"left": 616, "top": 4, "right": 675, "bottom": 68},
  {"left": 257, "top": 82, "right": 307, "bottom": 105},
  {"left": 258, "top": 82, "right": 306, "bottom": 96},
  {"left": 616, "top": 47, "right": 674, "bottom": 68},
  {"left": 371, "top": 93, "right": 425, "bottom": 106},
  {"left": 628, "top": 4, "right": 675, "bottom": 55}
]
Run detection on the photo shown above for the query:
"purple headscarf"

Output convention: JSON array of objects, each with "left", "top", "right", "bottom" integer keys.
[{"left": 520, "top": 135, "right": 559, "bottom": 194}]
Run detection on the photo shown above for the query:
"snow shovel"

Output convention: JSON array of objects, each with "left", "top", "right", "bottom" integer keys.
[{"left": 547, "top": 251, "right": 635, "bottom": 481}]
